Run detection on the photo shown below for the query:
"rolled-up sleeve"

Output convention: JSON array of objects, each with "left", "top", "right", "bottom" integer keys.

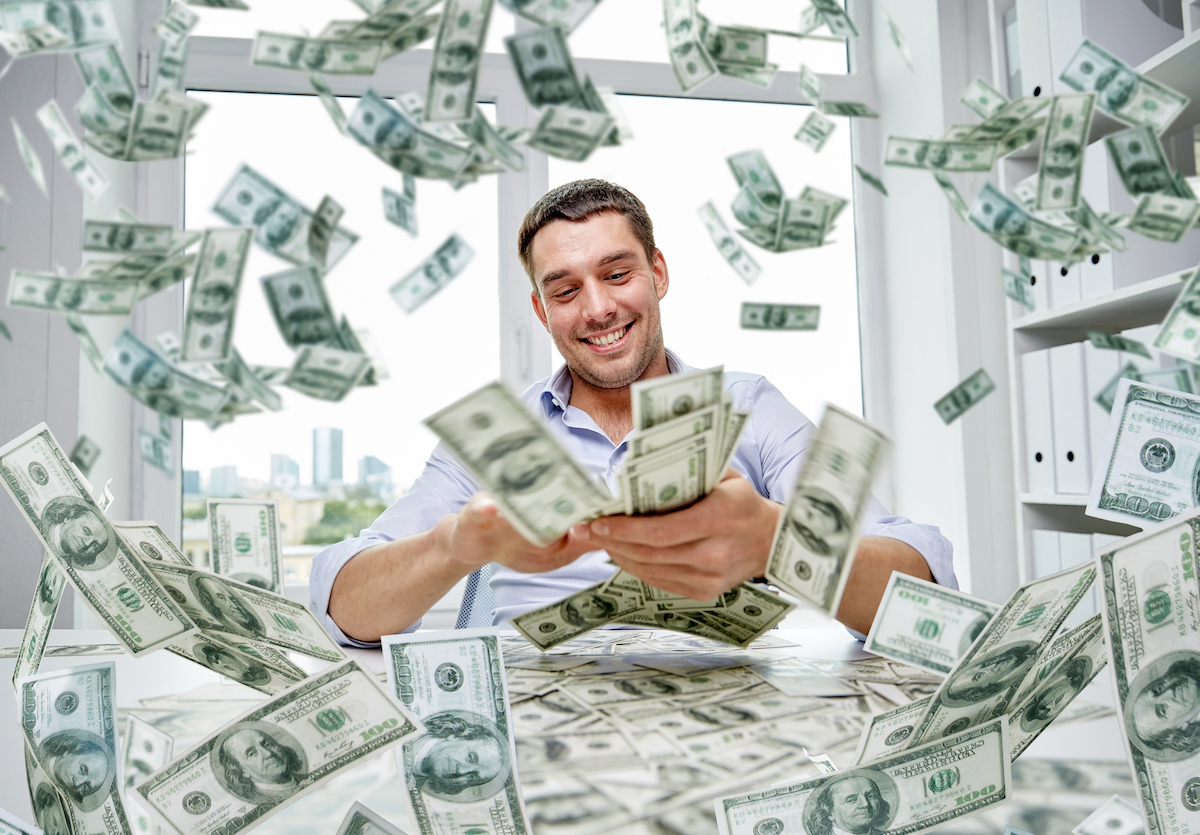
[{"left": 308, "top": 441, "right": 480, "bottom": 646}]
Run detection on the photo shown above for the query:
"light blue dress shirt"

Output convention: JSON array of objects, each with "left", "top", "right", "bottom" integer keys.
[{"left": 309, "top": 349, "right": 956, "bottom": 647}]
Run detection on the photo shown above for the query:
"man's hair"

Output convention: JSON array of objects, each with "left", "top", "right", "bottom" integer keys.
[{"left": 518, "top": 179, "right": 656, "bottom": 293}]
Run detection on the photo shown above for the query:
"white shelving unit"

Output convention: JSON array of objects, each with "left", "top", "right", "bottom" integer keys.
[{"left": 995, "top": 0, "right": 1200, "bottom": 583}]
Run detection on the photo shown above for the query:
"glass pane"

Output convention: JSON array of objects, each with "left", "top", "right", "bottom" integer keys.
[
  {"left": 190, "top": 1, "right": 515, "bottom": 53},
  {"left": 182, "top": 91, "right": 499, "bottom": 564},
  {"left": 566, "top": 0, "right": 848, "bottom": 73},
  {"left": 546, "top": 94, "right": 862, "bottom": 422}
]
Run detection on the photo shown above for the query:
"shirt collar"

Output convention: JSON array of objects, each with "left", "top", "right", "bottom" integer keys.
[{"left": 539, "top": 347, "right": 690, "bottom": 417}]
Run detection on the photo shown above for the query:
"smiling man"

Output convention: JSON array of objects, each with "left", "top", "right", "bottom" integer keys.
[{"left": 311, "top": 179, "right": 953, "bottom": 645}]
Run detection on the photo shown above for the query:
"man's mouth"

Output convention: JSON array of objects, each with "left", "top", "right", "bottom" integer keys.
[{"left": 580, "top": 323, "right": 631, "bottom": 350}]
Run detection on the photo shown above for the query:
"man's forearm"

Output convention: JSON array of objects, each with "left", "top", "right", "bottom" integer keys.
[
  {"left": 327, "top": 516, "right": 473, "bottom": 643},
  {"left": 835, "top": 536, "right": 933, "bottom": 635}
]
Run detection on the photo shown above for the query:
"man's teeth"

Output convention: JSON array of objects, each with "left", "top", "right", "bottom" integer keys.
[{"left": 586, "top": 326, "right": 627, "bottom": 346}]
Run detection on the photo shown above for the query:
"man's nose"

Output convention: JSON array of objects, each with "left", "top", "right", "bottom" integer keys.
[{"left": 577, "top": 279, "right": 616, "bottom": 323}]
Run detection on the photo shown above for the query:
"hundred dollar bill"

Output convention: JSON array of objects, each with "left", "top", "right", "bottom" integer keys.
[
  {"left": 383, "top": 178, "right": 418, "bottom": 236},
  {"left": 880, "top": 8, "right": 912, "bottom": 70},
  {"left": 728, "top": 150, "right": 784, "bottom": 211},
  {"left": 809, "top": 0, "right": 858, "bottom": 37},
  {"left": 0, "top": 21, "right": 68, "bottom": 55},
  {"left": 206, "top": 499, "right": 282, "bottom": 593},
  {"left": 526, "top": 105, "right": 613, "bottom": 162},
  {"left": 1036, "top": 93, "right": 1095, "bottom": 211},
  {"left": 800, "top": 185, "right": 847, "bottom": 226},
  {"left": 332, "top": 0, "right": 439, "bottom": 41},
  {"left": 164, "top": 631, "right": 306, "bottom": 695},
  {"left": 498, "top": 0, "right": 599, "bottom": 31},
  {"left": 135, "top": 660, "right": 422, "bottom": 835},
  {"left": 123, "top": 715, "right": 172, "bottom": 835},
  {"left": 1068, "top": 196, "right": 1128, "bottom": 252},
  {"left": 307, "top": 195, "right": 343, "bottom": 268},
  {"left": 0, "top": 807, "right": 43, "bottom": 835},
  {"left": 7, "top": 273, "right": 139, "bottom": 315},
  {"left": 1154, "top": 266, "right": 1200, "bottom": 362},
  {"left": 12, "top": 118, "right": 48, "bottom": 197},
  {"left": 383, "top": 628, "right": 532, "bottom": 835},
  {"left": 885, "top": 137, "right": 998, "bottom": 172},
  {"left": 137, "top": 429, "right": 172, "bottom": 475},
  {"left": 389, "top": 234, "right": 474, "bottom": 313},
  {"left": 505, "top": 26, "right": 587, "bottom": 110},
  {"left": 69, "top": 435, "right": 101, "bottom": 476},
  {"left": 775, "top": 197, "right": 832, "bottom": 251},
  {"left": 74, "top": 44, "right": 134, "bottom": 116},
  {"left": 1059, "top": 40, "right": 1188, "bottom": 134},
  {"left": 855, "top": 164, "right": 888, "bottom": 195},
  {"left": 931, "top": 171, "right": 970, "bottom": 221},
  {"left": 663, "top": 0, "right": 716, "bottom": 92},
  {"left": 698, "top": 201, "right": 761, "bottom": 285},
  {"left": 153, "top": 36, "right": 187, "bottom": 96},
  {"left": 795, "top": 110, "right": 836, "bottom": 152},
  {"left": 35, "top": 99, "right": 108, "bottom": 199},
  {"left": 1087, "top": 330, "right": 1152, "bottom": 358},
  {"left": 1128, "top": 194, "right": 1200, "bottom": 243},
  {"left": 283, "top": 345, "right": 371, "bottom": 402},
  {"left": 766, "top": 405, "right": 889, "bottom": 615},
  {"left": 252, "top": 32, "right": 382, "bottom": 74},
  {"left": 798, "top": 64, "right": 823, "bottom": 103},
  {"left": 136, "top": 252, "right": 198, "bottom": 301},
  {"left": 960, "top": 77, "right": 1009, "bottom": 119},
  {"left": 213, "top": 347, "right": 282, "bottom": 412},
  {"left": 143, "top": 559, "right": 344, "bottom": 661},
  {"left": 0, "top": 0, "right": 119, "bottom": 50},
  {"left": 1073, "top": 796, "right": 1145, "bottom": 835},
  {"left": 1003, "top": 268, "right": 1035, "bottom": 309},
  {"left": 969, "top": 182, "right": 1080, "bottom": 260},
  {"left": 0, "top": 423, "right": 196, "bottom": 656},
  {"left": 118, "top": 99, "right": 190, "bottom": 161},
  {"left": 181, "top": 228, "right": 251, "bottom": 363},
  {"left": 864, "top": 573, "right": 999, "bottom": 676},
  {"left": 741, "top": 303, "right": 820, "bottom": 331},
  {"left": 424, "top": 380, "right": 613, "bottom": 545},
  {"left": 17, "top": 662, "right": 133, "bottom": 835},
  {"left": 820, "top": 100, "right": 878, "bottom": 118},
  {"left": 459, "top": 107, "right": 526, "bottom": 171},
  {"left": 153, "top": 2, "right": 197, "bottom": 46},
  {"left": 84, "top": 221, "right": 172, "bottom": 254},
  {"left": 963, "top": 95, "right": 1049, "bottom": 143},
  {"left": 23, "top": 740, "right": 71, "bottom": 835},
  {"left": 905, "top": 561, "right": 1096, "bottom": 747},
  {"left": 1007, "top": 614, "right": 1108, "bottom": 759},
  {"left": 632, "top": 365, "right": 724, "bottom": 431},
  {"left": 851, "top": 696, "right": 929, "bottom": 765},
  {"left": 110, "top": 520, "right": 190, "bottom": 569},
  {"left": 1106, "top": 125, "right": 1188, "bottom": 199},
  {"left": 1096, "top": 512, "right": 1200, "bottom": 835},
  {"left": 1087, "top": 379, "right": 1200, "bottom": 526},
  {"left": 620, "top": 430, "right": 716, "bottom": 514},
  {"left": 716, "top": 719, "right": 1010, "bottom": 835},
  {"left": 511, "top": 575, "right": 644, "bottom": 650},
  {"left": 426, "top": 0, "right": 491, "bottom": 122},
  {"left": 347, "top": 89, "right": 475, "bottom": 181},
  {"left": 260, "top": 266, "right": 338, "bottom": 348},
  {"left": 212, "top": 164, "right": 358, "bottom": 269},
  {"left": 934, "top": 369, "right": 996, "bottom": 424},
  {"left": 307, "top": 73, "right": 346, "bottom": 133},
  {"left": 104, "top": 329, "right": 231, "bottom": 419},
  {"left": 336, "top": 804, "right": 408, "bottom": 835}
]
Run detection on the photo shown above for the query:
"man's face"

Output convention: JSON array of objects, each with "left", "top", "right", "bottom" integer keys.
[
  {"left": 426, "top": 735, "right": 504, "bottom": 789},
  {"left": 1132, "top": 669, "right": 1200, "bottom": 741},
  {"left": 829, "top": 776, "right": 883, "bottom": 834},
  {"left": 531, "top": 212, "right": 668, "bottom": 390},
  {"left": 54, "top": 749, "right": 107, "bottom": 798},
  {"left": 61, "top": 511, "right": 107, "bottom": 559},
  {"left": 225, "top": 730, "right": 290, "bottom": 783}
]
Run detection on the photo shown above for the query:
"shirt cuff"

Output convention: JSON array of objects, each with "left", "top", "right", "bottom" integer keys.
[{"left": 309, "top": 535, "right": 421, "bottom": 647}]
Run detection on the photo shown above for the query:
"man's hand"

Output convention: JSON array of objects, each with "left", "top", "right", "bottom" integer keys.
[
  {"left": 576, "top": 469, "right": 781, "bottom": 600},
  {"left": 445, "top": 492, "right": 596, "bottom": 575}
]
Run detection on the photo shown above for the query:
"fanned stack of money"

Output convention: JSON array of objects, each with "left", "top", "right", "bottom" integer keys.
[{"left": 726, "top": 150, "right": 841, "bottom": 253}]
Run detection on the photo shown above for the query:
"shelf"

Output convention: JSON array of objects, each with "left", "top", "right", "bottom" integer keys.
[
  {"left": 1010, "top": 269, "right": 1191, "bottom": 350},
  {"left": 1022, "top": 493, "right": 1088, "bottom": 506},
  {"left": 1138, "top": 26, "right": 1200, "bottom": 136}
]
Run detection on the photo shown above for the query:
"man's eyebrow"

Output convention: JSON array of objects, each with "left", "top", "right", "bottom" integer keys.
[{"left": 539, "top": 249, "right": 640, "bottom": 288}]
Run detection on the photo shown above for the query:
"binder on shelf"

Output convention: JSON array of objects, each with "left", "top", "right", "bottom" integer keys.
[
  {"left": 1031, "top": 529, "right": 1061, "bottom": 580},
  {"left": 1083, "top": 341, "right": 1118, "bottom": 473},
  {"left": 1060, "top": 532, "right": 1097, "bottom": 626},
  {"left": 1048, "top": 263, "right": 1082, "bottom": 308},
  {"left": 1028, "top": 260, "right": 1049, "bottom": 311},
  {"left": 1079, "top": 143, "right": 1115, "bottom": 299},
  {"left": 1022, "top": 348, "right": 1057, "bottom": 494},
  {"left": 1049, "top": 342, "right": 1092, "bottom": 494}
]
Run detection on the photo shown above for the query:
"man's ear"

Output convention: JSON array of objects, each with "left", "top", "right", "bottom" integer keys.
[
  {"left": 652, "top": 249, "right": 669, "bottom": 301},
  {"left": 531, "top": 290, "right": 549, "bottom": 331}
]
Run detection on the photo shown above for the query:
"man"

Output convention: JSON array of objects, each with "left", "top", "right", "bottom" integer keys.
[
  {"left": 312, "top": 179, "right": 953, "bottom": 645},
  {"left": 805, "top": 773, "right": 894, "bottom": 835},
  {"left": 216, "top": 726, "right": 306, "bottom": 803}
]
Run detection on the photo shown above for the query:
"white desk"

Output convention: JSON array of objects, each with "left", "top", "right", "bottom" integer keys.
[{"left": 0, "top": 627, "right": 1128, "bottom": 835}]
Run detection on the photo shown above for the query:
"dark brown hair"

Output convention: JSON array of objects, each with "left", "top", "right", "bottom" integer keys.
[{"left": 518, "top": 179, "right": 656, "bottom": 292}]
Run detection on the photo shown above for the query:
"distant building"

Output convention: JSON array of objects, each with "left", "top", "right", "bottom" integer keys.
[
  {"left": 270, "top": 454, "right": 300, "bottom": 490},
  {"left": 313, "top": 428, "right": 343, "bottom": 487},
  {"left": 358, "top": 455, "right": 394, "bottom": 501},
  {"left": 183, "top": 470, "right": 201, "bottom": 495},
  {"left": 210, "top": 465, "right": 238, "bottom": 497}
]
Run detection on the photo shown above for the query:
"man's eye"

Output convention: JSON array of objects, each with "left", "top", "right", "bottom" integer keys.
[{"left": 607, "top": 272, "right": 626, "bottom": 281}]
